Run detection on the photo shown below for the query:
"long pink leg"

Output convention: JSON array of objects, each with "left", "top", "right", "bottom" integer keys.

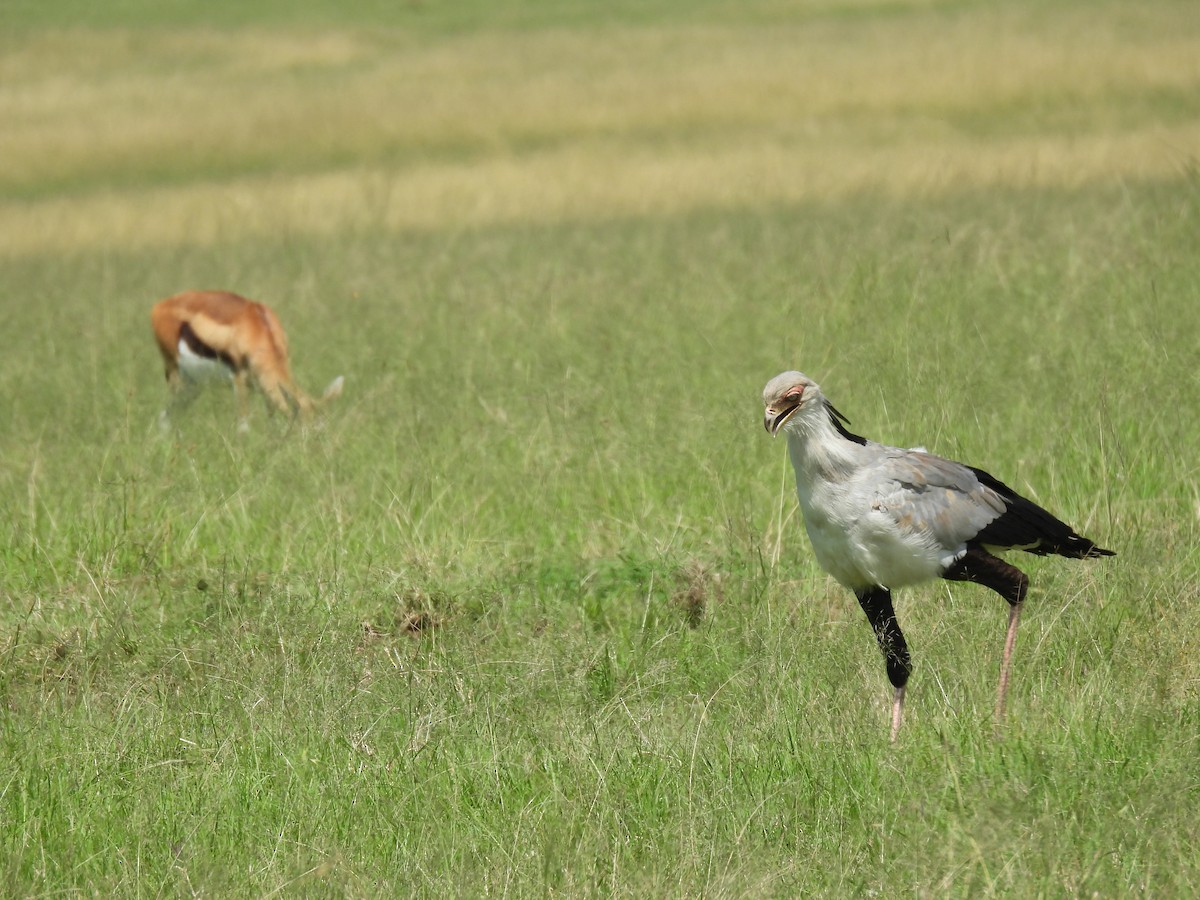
[
  {"left": 890, "top": 685, "right": 905, "bottom": 743},
  {"left": 942, "top": 548, "right": 1029, "bottom": 738},
  {"left": 994, "top": 602, "right": 1022, "bottom": 732}
]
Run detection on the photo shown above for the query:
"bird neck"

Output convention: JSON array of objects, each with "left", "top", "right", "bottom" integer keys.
[{"left": 785, "top": 407, "right": 864, "bottom": 483}]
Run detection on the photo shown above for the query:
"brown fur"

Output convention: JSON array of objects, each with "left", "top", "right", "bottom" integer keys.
[{"left": 151, "top": 290, "right": 342, "bottom": 429}]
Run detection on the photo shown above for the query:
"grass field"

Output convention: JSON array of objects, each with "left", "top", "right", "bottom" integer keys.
[{"left": 2, "top": 0, "right": 1199, "bottom": 895}]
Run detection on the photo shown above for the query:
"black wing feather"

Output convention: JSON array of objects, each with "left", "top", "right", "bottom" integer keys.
[{"left": 968, "top": 465, "right": 1114, "bottom": 559}]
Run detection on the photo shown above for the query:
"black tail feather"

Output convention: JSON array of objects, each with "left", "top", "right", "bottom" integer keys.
[{"left": 968, "top": 465, "right": 1114, "bottom": 559}]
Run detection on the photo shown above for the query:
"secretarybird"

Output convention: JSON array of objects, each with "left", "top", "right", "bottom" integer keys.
[{"left": 762, "top": 371, "right": 1113, "bottom": 741}]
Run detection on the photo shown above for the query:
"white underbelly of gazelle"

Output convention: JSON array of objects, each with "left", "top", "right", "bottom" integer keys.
[{"left": 177, "top": 338, "right": 233, "bottom": 384}]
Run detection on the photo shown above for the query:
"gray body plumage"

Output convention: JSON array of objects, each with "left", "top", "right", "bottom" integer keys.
[
  {"left": 765, "top": 370, "right": 1108, "bottom": 591},
  {"left": 788, "top": 438, "right": 1009, "bottom": 590}
]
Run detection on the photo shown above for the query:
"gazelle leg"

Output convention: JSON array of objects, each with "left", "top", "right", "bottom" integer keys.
[
  {"left": 160, "top": 373, "right": 199, "bottom": 432},
  {"left": 232, "top": 370, "right": 252, "bottom": 433},
  {"left": 255, "top": 371, "right": 298, "bottom": 418}
]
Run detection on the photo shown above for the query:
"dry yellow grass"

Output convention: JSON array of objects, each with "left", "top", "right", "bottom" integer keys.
[{"left": 1, "top": 5, "right": 1197, "bottom": 255}]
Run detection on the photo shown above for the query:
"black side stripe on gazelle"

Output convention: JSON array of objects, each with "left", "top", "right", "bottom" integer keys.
[{"left": 179, "top": 321, "right": 238, "bottom": 372}]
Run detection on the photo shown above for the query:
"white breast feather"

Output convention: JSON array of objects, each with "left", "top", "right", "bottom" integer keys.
[{"left": 799, "top": 474, "right": 953, "bottom": 590}]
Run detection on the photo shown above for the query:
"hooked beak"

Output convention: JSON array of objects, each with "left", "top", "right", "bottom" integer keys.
[{"left": 764, "top": 401, "right": 800, "bottom": 437}]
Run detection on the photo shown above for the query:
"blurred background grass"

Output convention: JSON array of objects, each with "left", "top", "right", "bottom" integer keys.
[{"left": 3, "top": 0, "right": 1197, "bottom": 251}]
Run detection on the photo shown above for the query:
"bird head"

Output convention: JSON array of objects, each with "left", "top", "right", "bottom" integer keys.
[{"left": 763, "top": 371, "right": 820, "bottom": 437}]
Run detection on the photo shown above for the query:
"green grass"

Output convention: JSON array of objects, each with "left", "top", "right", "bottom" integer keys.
[{"left": 2, "top": 0, "right": 1200, "bottom": 895}]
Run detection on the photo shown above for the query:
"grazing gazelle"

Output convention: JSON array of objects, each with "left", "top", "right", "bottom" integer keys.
[{"left": 151, "top": 290, "right": 344, "bottom": 432}]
